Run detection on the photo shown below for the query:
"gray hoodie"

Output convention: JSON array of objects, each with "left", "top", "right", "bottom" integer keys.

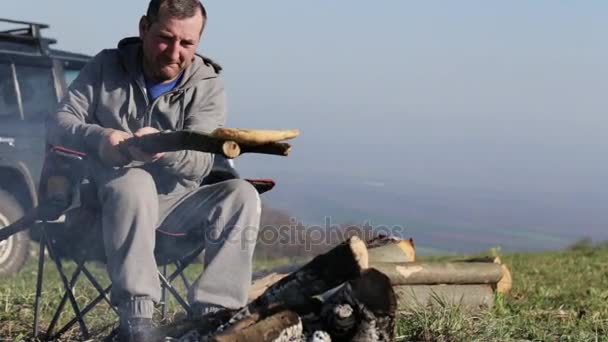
[{"left": 47, "top": 37, "right": 225, "bottom": 194}]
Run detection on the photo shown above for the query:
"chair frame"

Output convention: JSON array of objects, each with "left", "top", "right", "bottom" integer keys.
[{"left": 32, "top": 220, "right": 205, "bottom": 340}]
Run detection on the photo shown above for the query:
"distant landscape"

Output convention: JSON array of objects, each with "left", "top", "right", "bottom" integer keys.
[{"left": 244, "top": 153, "right": 608, "bottom": 254}]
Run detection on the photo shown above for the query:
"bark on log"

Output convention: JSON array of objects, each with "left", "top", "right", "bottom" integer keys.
[
  {"left": 212, "top": 128, "right": 300, "bottom": 145},
  {"left": 393, "top": 284, "right": 494, "bottom": 312},
  {"left": 208, "top": 310, "right": 302, "bottom": 342},
  {"left": 372, "top": 262, "right": 503, "bottom": 285}
]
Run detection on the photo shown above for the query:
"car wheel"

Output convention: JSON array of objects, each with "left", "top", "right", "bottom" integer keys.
[{"left": 0, "top": 189, "right": 30, "bottom": 276}]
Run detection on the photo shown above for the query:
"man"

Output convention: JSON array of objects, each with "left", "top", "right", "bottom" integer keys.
[{"left": 47, "top": 0, "right": 261, "bottom": 340}]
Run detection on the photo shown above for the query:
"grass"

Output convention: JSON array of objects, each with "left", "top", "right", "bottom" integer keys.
[
  {"left": 1, "top": 243, "right": 608, "bottom": 341},
  {"left": 396, "top": 241, "right": 608, "bottom": 341}
]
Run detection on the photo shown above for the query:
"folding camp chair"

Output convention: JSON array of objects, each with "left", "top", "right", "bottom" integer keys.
[{"left": 31, "top": 146, "right": 275, "bottom": 341}]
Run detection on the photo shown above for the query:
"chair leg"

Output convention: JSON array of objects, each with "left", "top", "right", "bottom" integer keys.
[
  {"left": 167, "top": 244, "right": 205, "bottom": 283},
  {"left": 161, "top": 265, "right": 168, "bottom": 321},
  {"left": 33, "top": 232, "right": 46, "bottom": 338},
  {"left": 158, "top": 271, "right": 191, "bottom": 316},
  {"left": 46, "top": 240, "right": 90, "bottom": 339},
  {"left": 177, "top": 262, "right": 191, "bottom": 289},
  {"left": 81, "top": 266, "right": 115, "bottom": 310}
]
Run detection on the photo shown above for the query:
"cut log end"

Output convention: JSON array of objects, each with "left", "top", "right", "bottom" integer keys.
[
  {"left": 350, "top": 236, "right": 369, "bottom": 270},
  {"left": 496, "top": 264, "right": 512, "bottom": 294},
  {"left": 222, "top": 141, "right": 241, "bottom": 158}
]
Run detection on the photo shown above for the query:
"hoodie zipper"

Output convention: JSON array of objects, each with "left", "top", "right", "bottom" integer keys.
[{"left": 135, "top": 79, "right": 185, "bottom": 127}]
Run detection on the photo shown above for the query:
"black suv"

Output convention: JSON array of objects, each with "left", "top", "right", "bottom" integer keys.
[{"left": 0, "top": 18, "right": 90, "bottom": 275}]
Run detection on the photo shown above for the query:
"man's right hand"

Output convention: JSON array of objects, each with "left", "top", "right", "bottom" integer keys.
[{"left": 98, "top": 129, "right": 132, "bottom": 166}]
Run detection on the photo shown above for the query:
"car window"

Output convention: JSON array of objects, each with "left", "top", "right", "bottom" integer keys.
[
  {"left": 64, "top": 69, "right": 80, "bottom": 86},
  {"left": 0, "top": 63, "right": 20, "bottom": 118},
  {"left": 15, "top": 65, "right": 57, "bottom": 119}
]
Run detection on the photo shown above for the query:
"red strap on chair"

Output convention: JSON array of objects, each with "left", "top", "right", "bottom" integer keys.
[
  {"left": 245, "top": 179, "right": 275, "bottom": 194},
  {"left": 50, "top": 145, "right": 87, "bottom": 157}
]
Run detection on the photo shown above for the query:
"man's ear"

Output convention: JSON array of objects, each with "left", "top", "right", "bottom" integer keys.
[{"left": 139, "top": 16, "right": 149, "bottom": 40}]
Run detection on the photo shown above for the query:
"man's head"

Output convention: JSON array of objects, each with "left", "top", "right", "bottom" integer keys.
[{"left": 139, "top": 0, "right": 207, "bottom": 83}]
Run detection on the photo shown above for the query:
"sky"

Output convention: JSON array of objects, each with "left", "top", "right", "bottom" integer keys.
[{"left": 3, "top": 1, "right": 608, "bottom": 242}]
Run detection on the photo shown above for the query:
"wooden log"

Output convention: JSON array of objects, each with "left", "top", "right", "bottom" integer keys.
[
  {"left": 372, "top": 262, "right": 503, "bottom": 285},
  {"left": 256, "top": 236, "right": 368, "bottom": 306},
  {"left": 247, "top": 237, "right": 415, "bottom": 302},
  {"left": 367, "top": 236, "right": 415, "bottom": 263},
  {"left": 318, "top": 269, "right": 397, "bottom": 342},
  {"left": 217, "top": 236, "right": 368, "bottom": 334},
  {"left": 122, "top": 130, "right": 292, "bottom": 159},
  {"left": 393, "top": 284, "right": 494, "bottom": 312},
  {"left": 212, "top": 128, "right": 300, "bottom": 145},
  {"left": 209, "top": 310, "right": 302, "bottom": 342},
  {"left": 248, "top": 273, "right": 291, "bottom": 302},
  {"left": 459, "top": 256, "right": 512, "bottom": 294},
  {"left": 157, "top": 309, "right": 236, "bottom": 342}
]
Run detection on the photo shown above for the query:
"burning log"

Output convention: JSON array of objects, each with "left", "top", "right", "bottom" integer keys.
[
  {"left": 248, "top": 237, "right": 415, "bottom": 301},
  {"left": 317, "top": 269, "right": 397, "bottom": 342},
  {"left": 249, "top": 236, "right": 368, "bottom": 307},
  {"left": 191, "top": 236, "right": 368, "bottom": 338}
]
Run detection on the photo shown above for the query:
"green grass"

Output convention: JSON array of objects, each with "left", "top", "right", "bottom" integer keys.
[
  {"left": 396, "top": 242, "right": 608, "bottom": 341},
  {"left": 1, "top": 243, "right": 608, "bottom": 341}
]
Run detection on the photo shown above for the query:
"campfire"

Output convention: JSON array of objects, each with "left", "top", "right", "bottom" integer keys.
[{"left": 158, "top": 236, "right": 511, "bottom": 342}]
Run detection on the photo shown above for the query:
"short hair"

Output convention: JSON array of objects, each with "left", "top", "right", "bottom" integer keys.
[{"left": 146, "top": 0, "right": 207, "bottom": 30}]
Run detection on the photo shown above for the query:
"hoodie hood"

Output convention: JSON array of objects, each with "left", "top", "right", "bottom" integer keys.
[{"left": 116, "top": 37, "right": 222, "bottom": 89}]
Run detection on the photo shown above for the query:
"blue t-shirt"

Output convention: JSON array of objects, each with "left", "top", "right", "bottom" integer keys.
[{"left": 145, "top": 72, "right": 184, "bottom": 102}]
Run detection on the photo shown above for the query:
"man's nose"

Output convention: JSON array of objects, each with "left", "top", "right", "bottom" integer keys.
[{"left": 166, "top": 41, "right": 181, "bottom": 62}]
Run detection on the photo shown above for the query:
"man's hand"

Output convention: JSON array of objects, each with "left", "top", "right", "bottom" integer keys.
[
  {"left": 98, "top": 129, "right": 132, "bottom": 166},
  {"left": 128, "top": 127, "right": 166, "bottom": 163}
]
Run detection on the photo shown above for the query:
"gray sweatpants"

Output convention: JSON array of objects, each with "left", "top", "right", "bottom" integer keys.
[{"left": 93, "top": 167, "right": 261, "bottom": 319}]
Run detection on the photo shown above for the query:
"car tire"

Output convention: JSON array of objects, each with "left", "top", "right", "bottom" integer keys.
[{"left": 0, "top": 189, "right": 30, "bottom": 276}]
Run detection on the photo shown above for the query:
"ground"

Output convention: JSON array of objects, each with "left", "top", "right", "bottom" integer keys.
[{"left": 1, "top": 243, "right": 607, "bottom": 341}]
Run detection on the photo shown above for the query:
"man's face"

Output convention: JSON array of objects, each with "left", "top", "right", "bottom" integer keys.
[{"left": 139, "top": 8, "right": 204, "bottom": 82}]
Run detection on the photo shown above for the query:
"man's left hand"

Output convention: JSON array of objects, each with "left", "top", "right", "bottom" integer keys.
[{"left": 128, "top": 127, "right": 166, "bottom": 163}]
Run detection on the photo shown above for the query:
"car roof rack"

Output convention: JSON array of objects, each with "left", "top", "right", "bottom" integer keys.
[{"left": 0, "top": 18, "right": 57, "bottom": 46}]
